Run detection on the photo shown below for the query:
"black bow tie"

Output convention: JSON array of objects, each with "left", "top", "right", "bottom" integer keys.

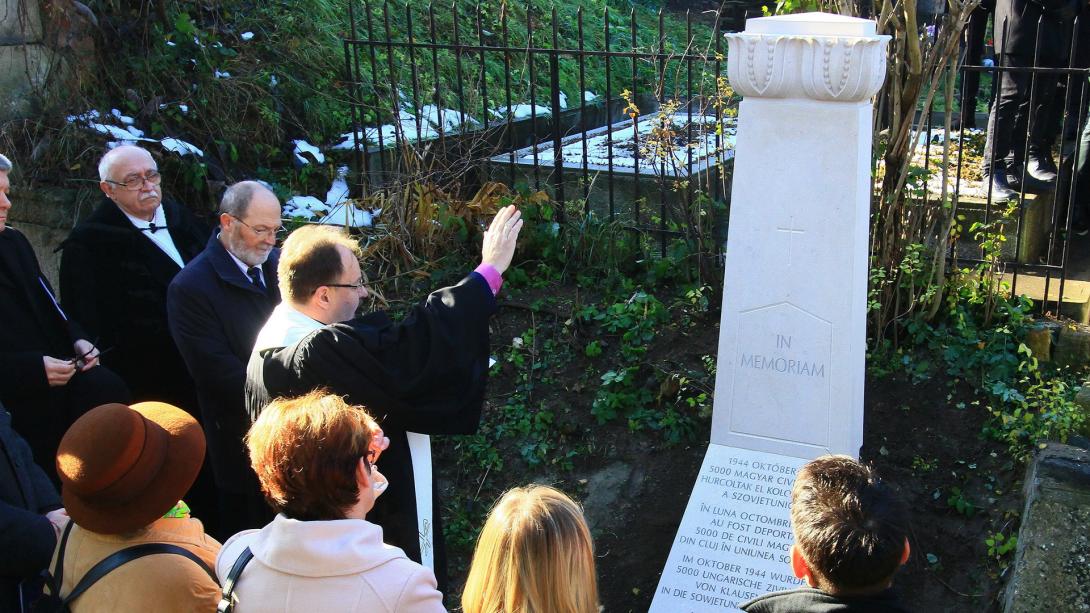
[{"left": 140, "top": 222, "right": 168, "bottom": 233}]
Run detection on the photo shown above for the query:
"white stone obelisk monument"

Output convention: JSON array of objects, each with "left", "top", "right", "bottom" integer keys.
[{"left": 650, "top": 13, "right": 889, "bottom": 611}]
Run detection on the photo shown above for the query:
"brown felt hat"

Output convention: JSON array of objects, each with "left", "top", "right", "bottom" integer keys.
[{"left": 56, "top": 402, "right": 205, "bottom": 535}]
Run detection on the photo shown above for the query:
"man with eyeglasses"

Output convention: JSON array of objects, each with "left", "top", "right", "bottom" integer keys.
[
  {"left": 57, "top": 145, "right": 217, "bottom": 525},
  {"left": 167, "top": 180, "right": 283, "bottom": 537},
  {"left": 246, "top": 207, "right": 522, "bottom": 594},
  {"left": 59, "top": 145, "right": 208, "bottom": 404},
  {"left": 0, "top": 153, "right": 130, "bottom": 483}
]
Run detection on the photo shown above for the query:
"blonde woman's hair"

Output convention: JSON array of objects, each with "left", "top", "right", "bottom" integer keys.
[{"left": 461, "top": 485, "right": 599, "bottom": 613}]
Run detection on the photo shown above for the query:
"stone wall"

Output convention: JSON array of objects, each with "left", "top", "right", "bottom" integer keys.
[
  {"left": 0, "top": 0, "right": 52, "bottom": 121},
  {"left": 1003, "top": 443, "right": 1090, "bottom": 611},
  {"left": 8, "top": 184, "right": 96, "bottom": 292}
]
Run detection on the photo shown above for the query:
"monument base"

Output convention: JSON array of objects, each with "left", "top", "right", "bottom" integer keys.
[{"left": 650, "top": 444, "right": 807, "bottom": 612}]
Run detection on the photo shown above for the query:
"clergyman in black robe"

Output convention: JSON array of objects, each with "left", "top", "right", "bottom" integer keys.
[{"left": 245, "top": 206, "right": 522, "bottom": 592}]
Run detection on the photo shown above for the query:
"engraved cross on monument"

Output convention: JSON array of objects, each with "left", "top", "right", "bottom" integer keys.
[{"left": 650, "top": 13, "right": 889, "bottom": 611}]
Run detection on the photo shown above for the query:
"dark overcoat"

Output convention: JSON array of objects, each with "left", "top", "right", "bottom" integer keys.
[
  {"left": 0, "top": 226, "right": 129, "bottom": 472},
  {"left": 0, "top": 404, "right": 61, "bottom": 613},
  {"left": 246, "top": 273, "right": 495, "bottom": 591},
  {"left": 167, "top": 234, "right": 280, "bottom": 494},
  {"left": 995, "top": 0, "right": 1081, "bottom": 61},
  {"left": 58, "top": 199, "right": 208, "bottom": 412}
]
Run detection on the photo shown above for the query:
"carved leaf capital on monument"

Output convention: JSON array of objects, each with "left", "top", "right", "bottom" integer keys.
[{"left": 725, "top": 32, "right": 890, "bottom": 103}]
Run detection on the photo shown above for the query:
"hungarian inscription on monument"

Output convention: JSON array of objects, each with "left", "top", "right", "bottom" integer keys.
[{"left": 655, "top": 446, "right": 806, "bottom": 610}]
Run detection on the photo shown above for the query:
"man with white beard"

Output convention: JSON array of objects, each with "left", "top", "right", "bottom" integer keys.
[{"left": 168, "top": 180, "right": 283, "bottom": 537}]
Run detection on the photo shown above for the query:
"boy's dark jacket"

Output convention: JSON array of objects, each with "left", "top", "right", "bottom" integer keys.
[{"left": 741, "top": 587, "right": 911, "bottom": 613}]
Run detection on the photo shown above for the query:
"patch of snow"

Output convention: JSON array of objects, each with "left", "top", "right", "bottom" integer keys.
[
  {"left": 160, "top": 138, "right": 204, "bottom": 157},
  {"left": 292, "top": 139, "right": 326, "bottom": 165},
  {"left": 558, "top": 91, "right": 568, "bottom": 109},
  {"left": 241, "top": 31, "right": 254, "bottom": 41},
  {"left": 270, "top": 75, "right": 279, "bottom": 87},
  {"left": 124, "top": 125, "right": 146, "bottom": 138},
  {"left": 319, "top": 203, "right": 373, "bottom": 228},
  {"left": 87, "top": 122, "right": 151, "bottom": 142},
  {"left": 325, "top": 166, "right": 350, "bottom": 207},
  {"left": 492, "top": 104, "right": 551, "bottom": 120},
  {"left": 66, "top": 110, "right": 100, "bottom": 123},
  {"left": 515, "top": 114, "right": 735, "bottom": 175},
  {"left": 914, "top": 127, "right": 984, "bottom": 148},
  {"left": 214, "top": 70, "right": 231, "bottom": 79},
  {"left": 179, "top": 104, "right": 189, "bottom": 114},
  {"left": 584, "top": 91, "right": 598, "bottom": 102},
  {"left": 283, "top": 195, "right": 328, "bottom": 219},
  {"left": 111, "top": 109, "right": 135, "bottom": 125},
  {"left": 166, "top": 40, "right": 176, "bottom": 47},
  {"left": 330, "top": 130, "right": 364, "bottom": 151},
  {"left": 418, "top": 104, "right": 478, "bottom": 132}
]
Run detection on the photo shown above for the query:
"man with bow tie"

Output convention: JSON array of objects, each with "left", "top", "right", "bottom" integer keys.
[
  {"left": 58, "top": 145, "right": 218, "bottom": 526},
  {"left": 0, "top": 153, "right": 130, "bottom": 479},
  {"left": 60, "top": 145, "right": 208, "bottom": 407},
  {"left": 167, "top": 180, "right": 282, "bottom": 537}
]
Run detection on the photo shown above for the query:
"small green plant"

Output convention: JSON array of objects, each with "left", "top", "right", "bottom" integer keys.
[
  {"left": 584, "top": 340, "right": 603, "bottom": 358},
  {"left": 911, "top": 456, "right": 937, "bottom": 473},
  {"left": 947, "top": 487, "right": 977, "bottom": 517},
  {"left": 984, "top": 344, "right": 1086, "bottom": 462},
  {"left": 985, "top": 531, "right": 1018, "bottom": 565}
]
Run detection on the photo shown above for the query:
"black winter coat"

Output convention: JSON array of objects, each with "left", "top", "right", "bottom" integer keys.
[
  {"left": 0, "top": 404, "right": 61, "bottom": 613},
  {"left": 995, "top": 0, "right": 1081, "bottom": 61},
  {"left": 0, "top": 226, "right": 129, "bottom": 473},
  {"left": 167, "top": 234, "right": 280, "bottom": 493},
  {"left": 59, "top": 199, "right": 208, "bottom": 412}
]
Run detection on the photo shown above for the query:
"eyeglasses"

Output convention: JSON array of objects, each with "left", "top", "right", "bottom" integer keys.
[
  {"left": 229, "top": 214, "right": 286, "bottom": 239},
  {"left": 325, "top": 278, "right": 367, "bottom": 290},
  {"left": 105, "top": 170, "right": 162, "bottom": 191},
  {"left": 69, "top": 341, "right": 114, "bottom": 369}
]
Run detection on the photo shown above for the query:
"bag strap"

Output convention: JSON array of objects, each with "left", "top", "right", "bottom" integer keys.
[
  {"left": 62, "top": 543, "right": 217, "bottom": 605},
  {"left": 216, "top": 547, "right": 254, "bottom": 613},
  {"left": 42, "top": 521, "right": 76, "bottom": 599}
]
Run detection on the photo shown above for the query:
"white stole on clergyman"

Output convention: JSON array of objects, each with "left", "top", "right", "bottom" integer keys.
[
  {"left": 406, "top": 432, "right": 434, "bottom": 570},
  {"left": 253, "top": 303, "right": 435, "bottom": 569}
]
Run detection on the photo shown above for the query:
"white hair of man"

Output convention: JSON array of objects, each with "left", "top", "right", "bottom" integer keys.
[
  {"left": 98, "top": 145, "right": 153, "bottom": 181},
  {"left": 0, "top": 153, "right": 11, "bottom": 173},
  {"left": 219, "top": 180, "right": 275, "bottom": 218}
]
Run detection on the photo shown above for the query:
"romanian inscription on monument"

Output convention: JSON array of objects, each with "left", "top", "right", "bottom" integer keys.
[{"left": 651, "top": 446, "right": 806, "bottom": 611}]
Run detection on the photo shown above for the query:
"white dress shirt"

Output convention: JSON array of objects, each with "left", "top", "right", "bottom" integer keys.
[{"left": 121, "top": 205, "right": 185, "bottom": 268}]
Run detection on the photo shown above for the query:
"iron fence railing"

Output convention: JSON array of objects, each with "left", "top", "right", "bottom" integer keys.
[{"left": 343, "top": 3, "right": 1089, "bottom": 318}]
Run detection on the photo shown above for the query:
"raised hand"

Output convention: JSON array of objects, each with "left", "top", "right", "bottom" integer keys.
[{"left": 481, "top": 205, "right": 524, "bottom": 275}]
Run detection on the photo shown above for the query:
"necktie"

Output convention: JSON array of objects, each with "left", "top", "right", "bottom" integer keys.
[{"left": 247, "top": 266, "right": 265, "bottom": 290}]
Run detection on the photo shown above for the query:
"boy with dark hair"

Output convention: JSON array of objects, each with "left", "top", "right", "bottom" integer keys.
[{"left": 741, "top": 455, "right": 912, "bottom": 613}]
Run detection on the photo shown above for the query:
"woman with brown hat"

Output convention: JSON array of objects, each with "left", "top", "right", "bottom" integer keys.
[
  {"left": 45, "top": 401, "right": 221, "bottom": 612},
  {"left": 216, "top": 390, "right": 444, "bottom": 613}
]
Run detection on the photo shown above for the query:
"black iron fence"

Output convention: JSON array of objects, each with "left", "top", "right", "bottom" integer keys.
[
  {"left": 342, "top": 3, "right": 1090, "bottom": 318},
  {"left": 342, "top": 2, "right": 735, "bottom": 257},
  {"left": 919, "top": 14, "right": 1090, "bottom": 318}
]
